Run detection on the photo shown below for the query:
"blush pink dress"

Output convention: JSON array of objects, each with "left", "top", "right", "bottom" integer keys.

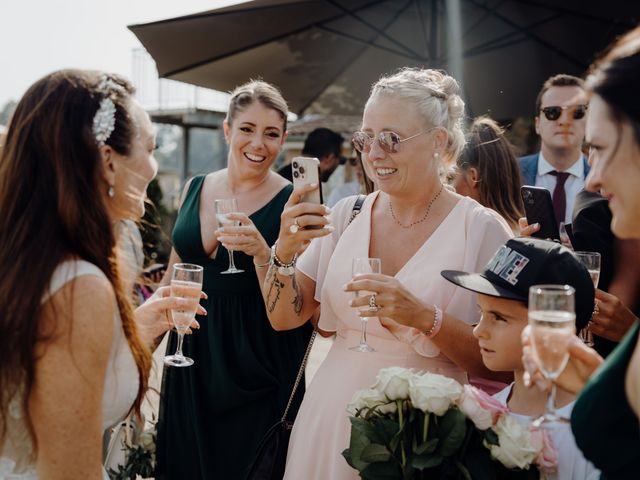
[{"left": 284, "top": 192, "right": 513, "bottom": 480}]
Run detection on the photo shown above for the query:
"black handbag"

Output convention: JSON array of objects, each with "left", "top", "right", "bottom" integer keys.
[
  {"left": 245, "top": 329, "right": 317, "bottom": 480},
  {"left": 245, "top": 195, "right": 367, "bottom": 480}
]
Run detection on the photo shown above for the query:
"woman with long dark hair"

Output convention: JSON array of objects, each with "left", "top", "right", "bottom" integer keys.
[
  {"left": 0, "top": 69, "right": 191, "bottom": 479},
  {"left": 452, "top": 116, "right": 524, "bottom": 232}
]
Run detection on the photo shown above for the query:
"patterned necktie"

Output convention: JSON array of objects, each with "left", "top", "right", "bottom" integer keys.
[{"left": 550, "top": 171, "right": 570, "bottom": 226}]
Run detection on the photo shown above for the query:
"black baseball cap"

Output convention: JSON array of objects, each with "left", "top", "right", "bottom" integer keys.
[{"left": 441, "top": 237, "right": 595, "bottom": 330}]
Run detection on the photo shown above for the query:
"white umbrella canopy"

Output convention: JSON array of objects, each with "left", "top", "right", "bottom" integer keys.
[{"left": 129, "top": 0, "right": 638, "bottom": 118}]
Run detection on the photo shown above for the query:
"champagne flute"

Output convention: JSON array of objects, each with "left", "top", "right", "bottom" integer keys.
[
  {"left": 349, "top": 257, "right": 381, "bottom": 353},
  {"left": 529, "top": 284, "right": 576, "bottom": 426},
  {"left": 164, "top": 263, "right": 203, "bottom": 367},
  {"left": 574, "top": 251, "right": 601, "bottom": 347},
  {"left": 215, "top": 198, "right": 244, "bottom": 274}
]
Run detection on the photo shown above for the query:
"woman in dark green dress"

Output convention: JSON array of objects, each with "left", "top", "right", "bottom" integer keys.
[
  {"left": 156, "top": 81, "right": 311, "bottom": 479},
  {"left": 523, "top": 26, "right": 640, "bottom": 479}
]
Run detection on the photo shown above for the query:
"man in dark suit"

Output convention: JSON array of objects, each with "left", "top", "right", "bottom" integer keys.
[
  {"left": 277, "top": 127, "right": 344, "bottom": 184},
  {"left": 519, "top": 74, "right": 590, "bottom": 228}
]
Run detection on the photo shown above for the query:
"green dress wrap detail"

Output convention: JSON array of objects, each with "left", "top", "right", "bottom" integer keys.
[
  {"left": 571, "top": 321, "right": 640, "bottom": 479},
  {"left": 156, "top": 176, "right": 311, "bottom": 480}
]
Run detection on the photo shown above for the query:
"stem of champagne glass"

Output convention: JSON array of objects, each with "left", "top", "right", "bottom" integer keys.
[
  {"left": 547, "top": 383, "right": 558, "bottom": 417},
  {"left": 175, "top": 331, "right": 186, "bottom": 358},
  {"left": 360, "top": 317, "right": 368, "bottom": 346},
  {"left": 228, "top": 249, "right": 237, "bottom": 271}
]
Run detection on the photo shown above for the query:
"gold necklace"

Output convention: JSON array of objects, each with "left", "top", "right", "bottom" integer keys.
[{"left": 389, "top": 185, "right": 444, "bottom": 228}]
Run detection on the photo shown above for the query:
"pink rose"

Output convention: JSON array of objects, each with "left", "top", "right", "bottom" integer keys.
[
  {"left": 459, "top": 385, "right": 508, "bottom": 430},
  {"left": 530, "top": 427, "right": 558, "bottom": 474}
]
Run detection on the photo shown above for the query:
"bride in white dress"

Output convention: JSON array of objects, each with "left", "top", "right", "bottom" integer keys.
[{"left": 0, "top": 70, "right": 201, "bottom": 479}]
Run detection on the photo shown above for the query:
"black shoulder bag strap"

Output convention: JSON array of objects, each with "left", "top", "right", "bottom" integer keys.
[{"left": 281, "top": 194, "right": 367, "bottom": 423}]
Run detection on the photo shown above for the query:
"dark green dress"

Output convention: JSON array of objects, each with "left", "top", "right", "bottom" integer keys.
[
  {"left": 571, "top": 321, "right": 640, "bottom": 479},
  {"left": 156, "top": 176, "right": 311, "bottom": 480}
]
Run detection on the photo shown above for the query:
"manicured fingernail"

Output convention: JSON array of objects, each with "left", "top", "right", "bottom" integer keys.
[
  {"left": 523, "top": 371, "right": 531, "bottom": 387},
  {"left": 348, "top": 300, "right": 354, "bottom": 306},
  {"left": 324, "top": 206, "right": 331, "bottom": 214},
  {"left": 533, "top": 223, "right": 540, "bottom": 229},
  {"left": 310, "top": 183, "right": 318, "bottom": 188},
  {"left": 202, "top": 292, "right": 208, "bottom": 299},
  {"left": 325, "top": 225, "right": 335, "bottom": 232}
]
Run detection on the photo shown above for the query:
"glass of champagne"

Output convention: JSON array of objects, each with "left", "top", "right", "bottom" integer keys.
[
  {"left": 574, "top": 251, "right": 601, "bottom": 346},
  {"left": 529, "top": 284, "right": 576, "bottom": 426},
  {"left": 349, "top": 257, "right": 381, "bottom": 353},
  {"left": 215, "top": 198, "right": 244, "bottom": 274},
  {"left": 164, "top": 263, "right": 203, "bottom": 367}
]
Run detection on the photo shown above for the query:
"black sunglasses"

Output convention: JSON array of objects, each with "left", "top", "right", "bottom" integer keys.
[{"left": 540, "top": 104, "right": 588, "bottom": 121}]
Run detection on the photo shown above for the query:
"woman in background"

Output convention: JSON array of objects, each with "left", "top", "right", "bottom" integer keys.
[
  {"left": 451, "top": 116, "right": 524, "bottom": 233},
  {"left": 156, "top": 80, "right": 311, "bottom": 480}
]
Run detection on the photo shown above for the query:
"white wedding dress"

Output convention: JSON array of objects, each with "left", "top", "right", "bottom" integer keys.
[{"left": 0, "top": 260, "right": 138, "bottom": 479}]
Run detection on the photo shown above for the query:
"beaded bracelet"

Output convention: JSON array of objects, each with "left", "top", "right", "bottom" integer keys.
[{"left": 424, "top": 304, "right": 443, "bottom": 338}]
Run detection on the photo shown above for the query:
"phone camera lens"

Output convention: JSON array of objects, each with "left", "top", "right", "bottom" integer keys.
[
  {"left": 293, "top": 171, "right": 299, "bottom": 178},
  {"left": 299, "top": 166, "right": 305, "bottom": 174},
  {"left": 292, "top": 161, "right": 299, "bottom": 169}
]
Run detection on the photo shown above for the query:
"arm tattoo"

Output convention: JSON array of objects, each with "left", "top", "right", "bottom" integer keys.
[
  {"left": 291, "top": 272, "right": 303, "bottom": 315},
  {"left": 266, "top": 266, "right": 284, "bottom": 314}
]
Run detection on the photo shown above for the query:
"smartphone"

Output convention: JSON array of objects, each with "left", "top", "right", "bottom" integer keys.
[
  {"left": 520, "top": 186, "right": 559, "bottom": 240},
  {"left": 291, "top": 157, "right": 323, "bottom": 205}
]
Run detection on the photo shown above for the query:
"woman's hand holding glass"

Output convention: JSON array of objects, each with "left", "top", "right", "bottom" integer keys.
[
  {"left": 215, "top": 212, "right": 271, "bottom": 265},
  {"left": 134, "top": 285, "right": 206, "bottom": 345},
  {"left": 521, "top": 324, "right": 604, "bottom": 396},
  {"left": 589, "top": 289, "right": 639, "bottom": 342},
  {"left": 344, "top": 274, "right": 432, "bottom": 330}
]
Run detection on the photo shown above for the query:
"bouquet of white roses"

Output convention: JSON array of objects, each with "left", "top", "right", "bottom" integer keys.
[{"left": 342, "top": 367, "right": 556, "bottom": 480}]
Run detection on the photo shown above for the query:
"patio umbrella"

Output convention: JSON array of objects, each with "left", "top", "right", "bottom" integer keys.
[{"left": 129, "top": 0, "right": 637, "bottom": 119}]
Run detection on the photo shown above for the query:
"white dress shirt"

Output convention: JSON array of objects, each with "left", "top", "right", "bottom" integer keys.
[{"left": 535, "top": 152, "right": 585, "bottom": 224}]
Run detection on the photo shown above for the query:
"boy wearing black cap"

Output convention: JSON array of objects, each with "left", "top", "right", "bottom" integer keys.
[{"left": 442, "top": 237, "right": 599, "bottom": 479}]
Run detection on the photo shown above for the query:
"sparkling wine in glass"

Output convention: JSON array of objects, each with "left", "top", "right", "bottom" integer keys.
[
  {"left": 349, "top": 257, "right": 381, "bottom": 353},
  {"left": 215, "top": 198, "right": 244, "bottom": 274},
  {"left": 164, "top": 263, "right": 203, "bottom": 367},
  {"left": 574, "top": 251, "right": 600, "bottom": 346},
  {"left": 529, "top": 284, "right": 575, "bottom": 426}
]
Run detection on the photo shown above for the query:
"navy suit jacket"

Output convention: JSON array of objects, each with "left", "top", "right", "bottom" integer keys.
[{"left": 518, "top": 153, "right": 590, "bottom": 186}]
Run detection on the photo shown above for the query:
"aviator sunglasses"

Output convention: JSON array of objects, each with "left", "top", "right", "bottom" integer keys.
[
  {"left": 352, "top": 127, "right": 437, "bottom": 154},
  {"left": 540, "top": 104, "right": 588, "bottom": 121}
]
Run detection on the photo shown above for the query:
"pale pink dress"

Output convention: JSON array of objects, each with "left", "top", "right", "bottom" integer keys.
[{"left": 284, "top": 192, "right": 513, "bottom": 480}]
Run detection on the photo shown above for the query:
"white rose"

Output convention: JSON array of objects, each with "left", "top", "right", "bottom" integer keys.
[
  {"left": 139, "top": 430, "right": 156, "bottom": 453},
  {"left": 372, "top": 367, "right": 414, "bottom": 400},
  {"left": 459, "top": 392, "right": 493, "bottom": 430},
  {"left": 347, "top": 388, "right": 396, "bottom": 416},
  {"left": 408, "top": 372, "right": 463, "bottom": 415},
  {"left": 485, "top": 415, "right": 540, "bottom": 470}
]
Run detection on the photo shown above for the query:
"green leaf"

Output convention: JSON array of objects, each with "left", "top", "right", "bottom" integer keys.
[
  {"left": 414, "top": 438, "right": 438, "bottom": 455},
  {"left": 484, "top": 428, "right": 500, "bottom": 446},
  {"left": 345, "top": 420, "right": 372, "bottom": 472},
  {"left": 371, "top": 417, "right": 400, "bottom": 445},
  {"left": 411, "top": 453, "right": 443, "bottom": 470},
  {"left": 361, "top": 461, "right": 402, "bottom": 480},
  {"left": 361, "top": 443, "right": 392, "bottom": 463},
  {"left": 437, "top": 408, "right": 468, "bottom": 457}
]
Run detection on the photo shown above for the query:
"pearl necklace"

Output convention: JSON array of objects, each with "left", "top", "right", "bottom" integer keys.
[{"left": 388, "top": 185, "right": 444, "bottom": 228}]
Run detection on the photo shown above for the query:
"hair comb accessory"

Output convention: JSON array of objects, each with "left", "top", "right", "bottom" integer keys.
[{"left": 92, "top": 97, "right": 116, "bottom": 146}]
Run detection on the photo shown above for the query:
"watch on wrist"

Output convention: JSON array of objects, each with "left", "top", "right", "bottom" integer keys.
[{"left": 271, "top": 242, "right": 297, "bottom": 276}]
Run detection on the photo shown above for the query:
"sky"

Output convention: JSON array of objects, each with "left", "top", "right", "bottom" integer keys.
[{"left": 0, "top": 0, "right": 249, "bottom": 108}]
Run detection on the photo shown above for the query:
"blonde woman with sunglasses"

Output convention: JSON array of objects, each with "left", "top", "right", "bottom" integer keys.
[{"left": 253, "top": 67, "right": 512, "bottom": 480}]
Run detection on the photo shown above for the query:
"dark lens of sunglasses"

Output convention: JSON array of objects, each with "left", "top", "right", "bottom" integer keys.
[
  {"left": 573, "top": 105, "right": 587, "bottom": 119},
  {"left": 380, "top": 132, "right": 401, "bottom": 153},
  {"left": 352, "top": 133, "right": 368, "bottom": 153},
  {"left": 542, "top": 107, "right": 561, "bottom": 121}
]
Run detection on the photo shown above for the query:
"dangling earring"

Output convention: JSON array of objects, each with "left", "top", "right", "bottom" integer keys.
[
  {"left": 108, "top": 185, "right": 115, "bottom": 198},
  {"left": 434, "top": 152, "right": 440, "bottom": 160}
]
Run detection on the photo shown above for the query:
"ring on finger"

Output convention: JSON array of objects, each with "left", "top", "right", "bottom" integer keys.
[
  {"left": 593, "top": 300, "right": 600, "bottom": 316},
  {"left": 289, "top": 217, "right": 301, "bottom": 234},
  {"left": 368, "top": 293, "right": 380, "bottom": 311}
]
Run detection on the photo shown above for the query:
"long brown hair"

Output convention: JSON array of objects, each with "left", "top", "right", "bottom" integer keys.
[
  {"left": 0, "top": 69, "right": 151, "bottom": 443},
  {"left": 457, "top": 116, "right": 524, "bottom": 228}
]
